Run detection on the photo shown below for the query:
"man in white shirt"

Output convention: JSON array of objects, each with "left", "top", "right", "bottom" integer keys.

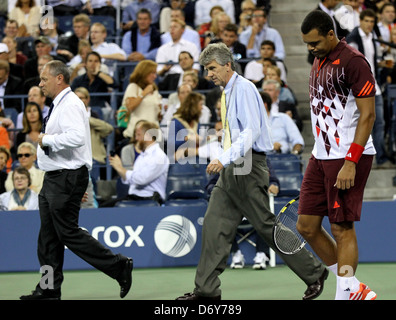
[
  {"left": 156, "top": 18, "right": 200, "bottom": 77},
  {"left": 20, "top": 61, "right": 133, "bottom": 301},
  {"left": 109, "top": 120, "right": 169, "bottom": 203},
  {"left": 17, "top": 86, "right": 50, "bottom": 129},
  {"left": 161, "top": 8, "right": 201, "bottom": 52},
  {"left": 90, "top": 22, "right": 127, "bottom": 76}
]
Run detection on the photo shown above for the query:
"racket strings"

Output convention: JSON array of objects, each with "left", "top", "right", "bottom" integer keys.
[{"left": 274, "top": 201, "right": 305, "bottom": 254}]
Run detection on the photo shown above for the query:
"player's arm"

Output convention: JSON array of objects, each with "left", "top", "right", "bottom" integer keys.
[{"left": 335, "top": 96, "right": 375, "bottom": 190}]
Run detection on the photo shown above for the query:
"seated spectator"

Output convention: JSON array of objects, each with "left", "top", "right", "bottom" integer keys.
[
  {"left": 105, "top": 121, "right": 169, "bottom": 207},
  {"left": 262, "top": 79, "right": 302, "bottom": 131},
  {"left": 120, "top": 60, "right": 162, "bottom": 140},
  {"left": 63, "top": 13, "right": 92, "bottom": 59},
  {"left": 167, "top": 91, "right": 204, "bottom": 160},
  {"left": 16, "top": 101, "right": 42, "bottom": 149},
  {"left": 71, "top": 51, "right": 115, "bottom": 121},
  {"left": 24, "top": 36, "right": 67, "bottom": 80},
  {"left": 120, "top": 120, "right": 145, "bottom": 170},
  {"left": 121, "top": 8, "right": 162, "bottom": 62},
  {"left": 244, "top": 40, "right": 287, "bottom": 84},
  {"left": 0, "top": 42, "right": 24, "bottom": 79},
  {"left": 160, "top": 0, "right": 188, "bottom": 34},
  {"left": 197, "top": 5, "right": 224, "bottom": 49},
  {"left": 161, "top": 8, "right": 201, "bottom": 52},
  {"left": 82, "top": 0, "right": 116, "bottom": 18},
  {"left": 5, "top": 142, "right": 44, "bottom": 194},
  {"left": 90, "top": 22, "right": 127, "bottom": 76},
  {"left": 9, "top": 0, "right": 41, "bottom": 37},
  {"left": 121, "top": 0, "right": 161, "bottom": 31},
  {"left": 69, "top": 40, "right": 109, "bottom": 82},
  {"left": 23, "top": 55, "right": 54, "bottom": 94},
  {"left": 204, "top": 12, "right": 231, "bottom": 48},
  {"left": 155, "top": 18, "right": 200, "bottom": 77},
  {"left": 0, "top": 60, "right": 23, "bottom": 113},
  {"left": 261, "top": 91, "right": 304, "bottom": 154},
  {"left": 0, "top": 146, "right": 11, "bottom": 193},
  {"left": 216, "top": 23, "right": 246, "bottom": 60},
  {"left": 239, "top": 7, "right": 285, "bottom": 60},
  {"left": 18, "top": 86, "right": 50, "bottom": 129},
  {"left": 2, "top": 36, "right": 27, "bottom": 66},
  {"left": 264, "top": 65, "right": 296, "bottom": 106},
  {"left": 158, "top": 51, "right": 212, "bottom": 93},
  {"left": 3, "top": 19, "right": 34, "bottom": 59},
  {"left": 237, "top": 0, "right": 255, "bottom": 35},
  {"left": 0, "top": 166, "right": 39, "bottom": 211}
]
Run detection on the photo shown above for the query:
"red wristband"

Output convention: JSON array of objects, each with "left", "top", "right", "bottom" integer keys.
[{"left": 345, "top": 143, "right": 364, "bottom": 164}]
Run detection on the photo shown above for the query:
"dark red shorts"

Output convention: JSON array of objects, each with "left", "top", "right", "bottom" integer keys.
[{"left": 298, "top": 154, "right": 373, "bottom": 223}]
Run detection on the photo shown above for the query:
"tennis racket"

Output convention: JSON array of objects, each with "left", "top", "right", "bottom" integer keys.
[{"left": 272, "top": 196, "right": 306, "bottom": 255}]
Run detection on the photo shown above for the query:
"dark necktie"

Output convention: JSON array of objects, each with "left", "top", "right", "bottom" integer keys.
[{"left": 42, "top": 102, "right": 54, "bottom": 155}]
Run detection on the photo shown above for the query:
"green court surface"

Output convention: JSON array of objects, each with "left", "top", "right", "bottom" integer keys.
[{"left": 0, "top": 263, "right": 394, "bottom": 300}]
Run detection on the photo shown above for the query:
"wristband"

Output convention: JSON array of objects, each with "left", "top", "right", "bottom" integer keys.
[{"left": 345, "top": 143, "right": 364, "bottom": 164}]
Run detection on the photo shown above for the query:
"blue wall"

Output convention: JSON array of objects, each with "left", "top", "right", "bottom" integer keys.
[{"left": 0, "top": 201, "right": 395, "bottom": 272}]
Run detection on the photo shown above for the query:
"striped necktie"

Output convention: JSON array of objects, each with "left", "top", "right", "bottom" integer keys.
[{"left": 221, "top": 90, "right": 231, "bottom": 151}]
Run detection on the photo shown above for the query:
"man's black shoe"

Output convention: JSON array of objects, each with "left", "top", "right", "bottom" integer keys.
[
  {"left": 117, "top": 258, "right": 133, "bottom": 299},
  {"left": 302, "top": 268, "right": 329, "bottom": 300},
  {"left": 20, "top": 289, "right": 61, "bottom": 300}
]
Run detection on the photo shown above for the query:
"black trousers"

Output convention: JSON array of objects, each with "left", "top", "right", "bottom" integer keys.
[{"left": 37, "top": 166, "right": 126, "bottom": 294}]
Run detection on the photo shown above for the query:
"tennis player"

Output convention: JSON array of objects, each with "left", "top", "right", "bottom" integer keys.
[
  {"left": 298, "top": 10, "right": 377, "bottom": 300},
  {"left": 177, "top": 42, "right": 328, "bottom": 300}
]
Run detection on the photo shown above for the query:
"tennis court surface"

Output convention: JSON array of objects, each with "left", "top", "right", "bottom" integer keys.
[{"left": 1, "top": 262, "right": 394, "bottom": 300}]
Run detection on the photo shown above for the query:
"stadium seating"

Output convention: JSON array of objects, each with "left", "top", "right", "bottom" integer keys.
[{"left": 166, "top": 158, "right": 209, "bottom": 201}]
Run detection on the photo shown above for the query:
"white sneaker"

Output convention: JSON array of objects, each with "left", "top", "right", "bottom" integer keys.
[
  {"left": 230, "top": 250, "right": 245, "bottom": 269},
  {"left": 252, "top": 252, "right": 269, "bottom": 270}
]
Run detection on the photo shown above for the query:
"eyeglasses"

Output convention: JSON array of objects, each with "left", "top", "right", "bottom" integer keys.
[
  {"left": 252, "top": 14, "right": 265, "bottom": 18},
  {"left": 17, "top": 153, "right": 32, "bottom": 158}
]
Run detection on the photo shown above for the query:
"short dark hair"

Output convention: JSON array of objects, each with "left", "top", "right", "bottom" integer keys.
[
  {"left": 261, "top": 40, "right": 275, "bottom": 50},
  {"left": 360, "top": 8, "right": 376, "bottom": 21},
  {"left": 12, "top": 166, "right": 32, "bottom": 187},
  {"left": 137, "top": 8, "right": 152, "bottom": 19},
  {"left": 301, "top": 10, "right": 334, "bottom": 36},
  {"left": 223, "top": 23, "right": 238, "bottom": 34},
  {"left": 86, "top": 51, "right": 101, "bottom": 64}
]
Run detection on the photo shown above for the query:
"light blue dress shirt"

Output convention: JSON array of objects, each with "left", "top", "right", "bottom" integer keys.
[
  {"left": 269, "top": 112, "right": 304, "bottom": 154},
  {"left": 121, "top": 29, "right": 159, "bottom": 60},
  {"left": 218, "top": 72, "right": 273, "bottom": 168},
  {"left": 239, "top": 25, "right": 286, "bottom": 60}
]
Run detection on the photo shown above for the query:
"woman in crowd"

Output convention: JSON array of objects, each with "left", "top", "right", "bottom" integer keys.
[
  {"left": 167, "top": 91, "right": 204, "bottom": 160},
  {"left": 120, "top": 60, "right": 162, "bottom": 140},
  {"left": 16, "top": 101, "right": 42, "bottom": 150},
  {"left": 0, "top": 166, "right": 39, "bottom": 211}
]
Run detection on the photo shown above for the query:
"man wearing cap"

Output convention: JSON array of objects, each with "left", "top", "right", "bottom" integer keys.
[{"left": 24, "top": 36, "right": 67, "bottom": 80}]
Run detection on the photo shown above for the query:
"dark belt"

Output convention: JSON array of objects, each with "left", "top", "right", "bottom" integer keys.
[
  {"left": 252, "top": 149, "right": 266, "bottom": 156},
  {"left": 46, "top": 166, "right": 86, "bottom": 176}
]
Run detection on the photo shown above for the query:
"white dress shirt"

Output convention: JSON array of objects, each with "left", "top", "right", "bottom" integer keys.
[
  {"left": 37, "top": 87, "right": 93, "bottom": 172},
  {"left": 91, "top": 42, "right": 127, "bottom": 76},
  {"left": 349, "top": 28, "right": 381, "bottom": 96},
  {"left": 155, "top": 39, "right": 201, "bottom": 75},
  {"left": 122, "top": 142, "right": 169, "bottom": 200}
]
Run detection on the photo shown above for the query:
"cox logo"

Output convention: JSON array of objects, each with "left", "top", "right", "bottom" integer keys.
[
  {"left": 154, "top": 215, "right": 197, "bottom": 257},
  {"left": 92, "top": 225, "right": 145, "bottom": 248}
]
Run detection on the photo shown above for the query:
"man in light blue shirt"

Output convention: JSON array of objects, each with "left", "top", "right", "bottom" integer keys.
[
  {"left": 261, "top": 91, "right": 304, "bottom": 154},
  {"left": 239, "top": 7, "right": 286, "bottom": 60},
  {"left": 176, "top": 43, "right": 327, "bottom": 301},
  {"left": 121, "top": 8, "right": 162, "bottom": 61},
  {"left": 122, "top": 0, "right": 161, "bottom": 30}
]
